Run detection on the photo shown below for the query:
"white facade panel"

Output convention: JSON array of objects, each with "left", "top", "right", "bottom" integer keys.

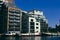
[
  {"left": 29, "top": 17, "right": 36, "bottom": 22},
  {"left": 35, "top": 22, "right": 40, "bottom": 33},
  {"left": 29, "top": 17, "right": 40, "bottom": 35}
]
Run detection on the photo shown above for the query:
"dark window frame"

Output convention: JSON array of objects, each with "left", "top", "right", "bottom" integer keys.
[{"left": 31, "top": 19, "right": 33, "bottom": 22}]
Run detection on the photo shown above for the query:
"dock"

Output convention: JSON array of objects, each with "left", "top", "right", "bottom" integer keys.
[{"left": 42, "top": 32, "right": 60, "bottom": 36}]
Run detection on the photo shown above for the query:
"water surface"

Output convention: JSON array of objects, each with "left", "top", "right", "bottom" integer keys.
[{"left": 0, "top": 36, "right": 60, "bottom": 40}]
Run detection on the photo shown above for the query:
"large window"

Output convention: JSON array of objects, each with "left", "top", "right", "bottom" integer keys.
[
  {"left": 15, "top": 29, "right": 20, "bottom": 31},
  {"left": 30, "top": 30, "right": 34, "bottom": 33},
  {"left": 30, "top": 22, "right": 34, "bottom": 25},
  {"left": 30, "top": 26, "right": 34, "bottom": 29},
  {"left": 36, "top": 23, "right": 38, "bottom": 25},
  {"left": 9, "top": 28, "right": 14, "bottom": 31}
]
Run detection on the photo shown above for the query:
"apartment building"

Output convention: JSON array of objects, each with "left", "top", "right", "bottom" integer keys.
[
  {"left": 28, "top": 10, "right": 48, "bottom": 33},
  {"left": 0, "top": 0, "right": 48, "bottom": 35},
  {"left": 0, "top": 0, "right": 8, "bottom": 33}
]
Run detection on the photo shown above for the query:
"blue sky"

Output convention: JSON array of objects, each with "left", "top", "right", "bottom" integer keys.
[{"left": 15, "top": 0, "right": 60, "bottom": 27}]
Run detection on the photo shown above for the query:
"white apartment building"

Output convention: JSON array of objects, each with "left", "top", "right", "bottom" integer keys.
[
  {"left": 29, "top": 17, "right": 40, "bottom": 35},
  {"left": 28, "top": 10, "right": 48, "bottom": 33}
]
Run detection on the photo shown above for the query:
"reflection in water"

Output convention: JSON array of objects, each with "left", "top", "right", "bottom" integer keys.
[
  {"left": 0, "top": 36, "right": 5, "bottom": 40},
  {"left": 0, "top": 36, "right": 60, "bottom": 40},
  {"left": 5, "top": 36, "right": 20, "bottom": 40},
  {"left": 5, "top": 37, "right": 15, "bottom": 40},
  {"left": 35, "top": 36, "right": 41, "bottom": 40},
  {"left": 22, "top": 36, "right": 35, "bottom": 40}
]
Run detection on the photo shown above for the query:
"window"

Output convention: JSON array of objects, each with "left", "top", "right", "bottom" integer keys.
[
  {"left": 15, "top": 29, "right": 20, "bottom": 31},
  {"left": 36, "top": 23, "right": 38, "bottom": 25},
  {"left": 30, "top": 22, "right": 34, "bottom": 25},
  {"left": 36, "top": 27, "right": 38, "bottom": 29},
  {"left": 31, "top": 19, "right": 33, "bottom": 21},
  {"left": 36, "top": 31, "right": 38, "bottom": 33},
  {"left": 9, "top": 28, "right": 14, "bottom": 31},
  {"left": 30, "top": 30, "right": 34, "bottom": 33},
  {"left": 9, "top": 10, "right": 15, "bottom": 13},
  {"left": 30, "top": 26, "right": 34, "bottom": 29}
]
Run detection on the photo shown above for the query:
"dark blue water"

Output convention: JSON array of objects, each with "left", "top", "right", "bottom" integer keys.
[{"left": 0, "top": 36, "right": 60, "bottom": 40}]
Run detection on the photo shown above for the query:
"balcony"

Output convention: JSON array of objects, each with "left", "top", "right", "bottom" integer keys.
[
  {"left": 9, "top": 23, "right": 17, "bottom": 25},
  {"left": 9, "top": 23, "right": 14, "bottom": 25},
  {"left": 14, "top": 13, "right": 20, "bottom": 16},
  {"left": 0, "top": 2, "right": 3, "bottom": 4},
  {"left": 9, "top": 10, "right": 15, "bottom": 13},
  {"left": 9, "top": 16, "right": 15, "bottom": 19},
  {"left": 15, "top": 17, "right": 20, "bottom": 19},
  {"left": 9, "top": 13, "right": 14, "bottom": 15},
  {"left": 9, "top": 20, "right": 14, "bottom": 22},
  {"left": 14, "top": 20, "right": 20, "bottom": 22}
]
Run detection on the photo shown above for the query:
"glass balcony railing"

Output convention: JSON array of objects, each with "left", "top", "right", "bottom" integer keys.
[
  {"left": 15, "top": 17, "right": 20, "bottom": 19},
  {"left": 14, "top": 20, "right": 20, "bottom": 22},
  {"left": 9, "top": 23, "right": 17, "bottom": 25},
  {"left": 9, "top": 20, "right": 14, "bottom": 22},
  {"left": 9, "top": 15, "right": 20, "bottom": 19},
  {"left": 14, "top": 13, "right": 20, "bottom": 16},
  {"left": 9, "top": 16, "right": 15, "bottom": 18},
  {"left": 0, "top": 2, "right": 3, "bottom": 4},
  {"left": 9, "top": 23, "right": 14, "bottom": 25}
]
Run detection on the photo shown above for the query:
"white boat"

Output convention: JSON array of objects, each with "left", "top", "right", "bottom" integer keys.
[{"left": 5, "top": 32, "right": 16, "bottom": 36}]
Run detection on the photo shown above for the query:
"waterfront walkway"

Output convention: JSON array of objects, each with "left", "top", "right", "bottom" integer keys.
[{"left": 0, "top": 32, "right": 60, "bottom": 36}]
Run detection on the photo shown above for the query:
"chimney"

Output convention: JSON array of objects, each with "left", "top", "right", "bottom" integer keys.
[{"left": 8, "top": 0, "right": 14, "bottom": 2}]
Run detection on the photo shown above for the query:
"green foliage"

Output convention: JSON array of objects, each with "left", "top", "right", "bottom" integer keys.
[{"left": 48, "top": 24, "right": 60, "bottom": 33}]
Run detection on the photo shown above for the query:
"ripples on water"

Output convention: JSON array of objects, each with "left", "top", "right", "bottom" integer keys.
[{"left": 0, "top": 36, "right": 60, "bottom": 40}]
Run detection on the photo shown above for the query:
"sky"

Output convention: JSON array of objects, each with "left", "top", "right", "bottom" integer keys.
[{"left": 15, "top": 0, "right": 60, "bottom": 27}]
